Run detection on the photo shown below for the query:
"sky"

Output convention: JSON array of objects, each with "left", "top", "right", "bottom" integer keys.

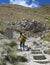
[{"left": 0, "top": 0, "right": 50, "bottom": 7}]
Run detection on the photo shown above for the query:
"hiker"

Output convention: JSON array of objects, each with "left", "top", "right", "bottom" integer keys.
[{"left": 18, "top": 32, "right": 26, "bottom": 50}]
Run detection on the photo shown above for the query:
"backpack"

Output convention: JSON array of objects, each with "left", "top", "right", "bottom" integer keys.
[{"left": 20, "top": 34, "right": 26, "bottom": 41}]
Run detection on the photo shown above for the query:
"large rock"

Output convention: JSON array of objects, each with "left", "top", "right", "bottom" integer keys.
[
  {"left": 16, "top": 18, "right": 46, "bottom": 36},
  {"left": 3, "top": 18, "right": 46, "bottom": 37}
]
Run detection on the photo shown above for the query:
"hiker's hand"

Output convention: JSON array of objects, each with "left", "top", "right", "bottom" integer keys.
[{"left": 17, "top": 38, "right": 20, "bottom": 41}]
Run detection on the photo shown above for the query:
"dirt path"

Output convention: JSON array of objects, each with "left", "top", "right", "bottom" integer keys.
[{"left": 17, "top": 37, "right": 50, "bottom": 65}]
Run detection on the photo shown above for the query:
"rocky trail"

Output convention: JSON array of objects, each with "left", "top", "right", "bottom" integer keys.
[
  {"left": 16, "top": 37, "right": 50, "bottom": 65},
  {"left": 0, "top": 36, "right": 50, "bottom": 65}
]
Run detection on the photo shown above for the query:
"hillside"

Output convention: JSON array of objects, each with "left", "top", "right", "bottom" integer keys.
[
  {"left": 0, "top": 4, "right": 50, "bottom": 65},
  {"left": 0, "top": 4, "right": 50, "bottom": 26}
]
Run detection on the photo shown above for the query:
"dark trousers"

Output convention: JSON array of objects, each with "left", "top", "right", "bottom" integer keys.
[{"left": 20, "top": 40, "right": 25, "bottom": 50}]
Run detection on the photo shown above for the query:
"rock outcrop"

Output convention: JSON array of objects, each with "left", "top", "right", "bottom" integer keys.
[
  {"left": 15, "top": 18, "right": 46, "bottom": 36},
  {"left": 0, "top": 18, "right": 46, "bottom": 38}
]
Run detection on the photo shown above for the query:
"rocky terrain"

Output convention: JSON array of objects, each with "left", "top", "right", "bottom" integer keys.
[
  {"left": 0, "top": 4, "right": 50, "bottom": 26},
  {"left": 0, "top": 18, "right": 46, "bottom": 36},
  {"left": 0, "top": 35, "right": 50, "bottom": 65},
  {"left": 0, "top": 18, "right": 50, "bottom": 65},
  {"left": 0, "top": 18, "right": 50, "bottom": 41},
  {"left": 0, "top": 4, "right": 50, "bottom": 65}
]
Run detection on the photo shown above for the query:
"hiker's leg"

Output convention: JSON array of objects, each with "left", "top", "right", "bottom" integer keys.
[
  {"left": 20, "top": 41, "right": 22, "bottom": 50},
  {"left": 23, "top": 41, "right": 25, "bottom": 50}
]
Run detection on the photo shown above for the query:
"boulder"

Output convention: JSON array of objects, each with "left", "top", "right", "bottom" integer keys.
[{"left": 16, "top": 18, "right": 46, "bottom": 36}]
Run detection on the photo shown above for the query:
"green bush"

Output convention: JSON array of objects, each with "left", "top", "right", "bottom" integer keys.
[
  {"left": 2, "top": 60, "right": 6, "bottom": 65},
  {"left": 44, "top": 49, "right": 50, "bottom": 54},
  {"left": 9, "top": 40, "right": 17, "bottom": 47},
  {"left": 3, "top": 40, "right": 18, "bottom": 64},
  {"left": 4, "top": 48, "right": 17, "bottom": 63}
]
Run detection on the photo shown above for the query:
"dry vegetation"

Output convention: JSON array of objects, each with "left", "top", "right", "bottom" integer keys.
[
  {"left": 41, "top": 31, "right": 50, "bottom": 41},
  {"left": 0, "top": 4, "right": 50, "bottom": 26},
  {"left": 0, "top": 40, "right": 27, "bottom": 65},
  {"left": 0, "top": 4, "right": 50, "bottom": 41}
]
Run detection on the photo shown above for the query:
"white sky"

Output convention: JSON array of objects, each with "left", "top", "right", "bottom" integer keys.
[{"left": 10, "top": 0, "right": 39, "bottom": 7}]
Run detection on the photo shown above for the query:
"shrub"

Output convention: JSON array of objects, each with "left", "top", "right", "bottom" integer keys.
[
  {"left": 5, "top": 49, "right": 17, "bottom": 63},
  {"left": 44, "top": 49, "right": 50, "bottom": 54},
  {"left": 16, "top": 56, "right": 28, "bottom": 62},
  {"left": 8, "top": 51, "right": 17, "bottom": 62},
  {"left": 1, "top": 60, "right": 6, "bottom": 65},
  {"left": 9, "top": 40, "right": 17, "bottom": 47}
]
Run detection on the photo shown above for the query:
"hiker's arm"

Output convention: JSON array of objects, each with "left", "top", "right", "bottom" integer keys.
[
  {"left": 24, "top": 34, "right": 27, "bottom": 39},
  {"left": 17, "top": 36, "right": 20, "bottom": 41},
  {"left": 17, "top": 36, "right": 21, "bottom": 41}
]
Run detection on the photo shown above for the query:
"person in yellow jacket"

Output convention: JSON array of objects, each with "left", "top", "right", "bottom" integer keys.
[{"left": 18, "top": 32, "right": 26, "bottom": 50}]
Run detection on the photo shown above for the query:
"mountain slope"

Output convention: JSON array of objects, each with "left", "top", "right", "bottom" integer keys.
[{"left": 0, "top": 4, "right": 50, "bottom": 25}]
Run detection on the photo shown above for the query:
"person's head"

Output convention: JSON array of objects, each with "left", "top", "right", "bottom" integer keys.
[{"left": 20, "top": 32, "right": 22, "bottom": 35}]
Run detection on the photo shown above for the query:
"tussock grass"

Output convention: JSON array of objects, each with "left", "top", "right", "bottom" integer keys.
[{"left": 42, "top": 32, "right": 50, "bottom": 41}]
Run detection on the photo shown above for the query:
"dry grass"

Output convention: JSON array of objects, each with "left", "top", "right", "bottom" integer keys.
[
  {"left": 42, "top": 31, "right": 50, "bottom": 41},
  {"left": 0, "top": 4, "right": 50, "bottom": 26},
  {"left": 0, "top": 4, "right": 50, "bottom": 41}
]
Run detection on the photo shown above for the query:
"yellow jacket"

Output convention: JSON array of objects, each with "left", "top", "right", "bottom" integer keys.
[{"left": 19, "top": 34, "right": 26, "bottom": 41}]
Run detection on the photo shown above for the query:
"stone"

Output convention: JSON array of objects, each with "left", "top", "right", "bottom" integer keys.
[
  {"left": 5, "top": 28, "right": 13, "bottom": 39},
  {"left": 15, "top": 18, "right": 46, "bottom": 36}
]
